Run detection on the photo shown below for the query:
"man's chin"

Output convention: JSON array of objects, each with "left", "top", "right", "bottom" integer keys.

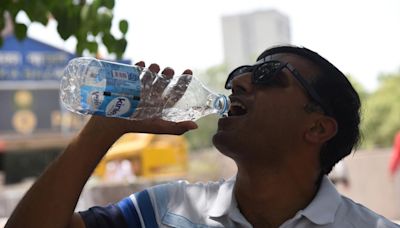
[
  {"left": 212, "top": 132, "right": 239, "bottom": 159},
  {"left": 212, "top": 130, "right": 225, "bottom": 148}
]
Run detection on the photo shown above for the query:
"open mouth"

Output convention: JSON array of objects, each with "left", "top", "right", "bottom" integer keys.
[{"left": 228, "top": 100, "right": 247, "bottom": 116}]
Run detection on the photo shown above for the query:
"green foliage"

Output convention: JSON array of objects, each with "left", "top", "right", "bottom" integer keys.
[
  {"left": 361, "top": 72, "right": 400, "bottom": 148},
  {"left": 119, "top": 20, "right": 128, "bottom": 35},
  {"left": 0, "top": 0, "right": 129, "bottom": 59},
  {"left": 14, "top": 23, "right": 27, "bottom": 40}
]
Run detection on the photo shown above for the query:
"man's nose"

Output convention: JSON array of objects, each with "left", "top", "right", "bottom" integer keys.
[{"left": 231, "top": 73, "right": 253, "bottom": 94}]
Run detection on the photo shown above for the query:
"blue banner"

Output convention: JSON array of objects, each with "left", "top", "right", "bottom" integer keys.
[
  {"left": 0, "top": 36, "right": 131, "bottom": 81},
  {"left": 0, "top": 35, "right": 76, "bottom": 81}
]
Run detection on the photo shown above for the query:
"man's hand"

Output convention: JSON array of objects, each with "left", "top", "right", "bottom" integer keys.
[
  {"left": 132, "top": 62, "right": 194, "bottom": 120},
  {"left": 91, "top": 61, "right": 198, "bottom": 136}
]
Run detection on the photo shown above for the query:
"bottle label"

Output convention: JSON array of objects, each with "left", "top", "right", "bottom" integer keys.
[{"left": 80, "top": 60, "right": 141, "bottom": 118}]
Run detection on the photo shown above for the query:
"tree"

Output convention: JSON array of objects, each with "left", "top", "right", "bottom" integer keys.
[
  {"left": 0, "top": 0, "right": 128, "bottom": 58},
  {"left": 361, "top": 72, "right": 400, "bottom": 148}
]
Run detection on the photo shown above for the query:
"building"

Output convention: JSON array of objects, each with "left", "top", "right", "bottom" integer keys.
[
  {"left": 0, "top": 35, "right": 82, "bottom": 184},
  {"left": 221, "top": 9, "right": 291, "bottom": 70}
]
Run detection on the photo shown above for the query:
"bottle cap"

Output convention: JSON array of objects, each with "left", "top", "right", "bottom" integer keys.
[{"left": 214, "top": 94, "right": 230, "bottom": 115}]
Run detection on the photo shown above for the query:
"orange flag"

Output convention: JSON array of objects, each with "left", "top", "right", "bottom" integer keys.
[{"left": 389, "top": 132, "right": 400, "bottom": 176}]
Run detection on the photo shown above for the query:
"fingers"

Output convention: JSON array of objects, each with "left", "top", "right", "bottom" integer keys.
[
  {"left": 141, "top": 63, "right": 159, "bottom": 89},
  {"left": 162, "top": 67, "right": 175, "bottom": 79},
  {"left": 132, "top": 61, "right": 193, "bottom": 115},
  {"left": 150, "top": 67, "right": 176, "bottom": 98},
  {"left": 135, "top": 61, "right": 145, "bottom": 68},
  {"left": 148, "top": 64, "right": 160, "bottom": 74},
  {"left": 163, "top": 74, "right": 192, "bottom": 108},
  {"left": 182, "top": 69, "right": 193, "bottom": 75},
  {"left": 134, "top": 61, "right": 162, "bottom": 73},
  {"left": 150, "top": 68, "right": 174, "bottom": 101},
  {"left": 133, "top": 63, "right": 178, "bottom": 119},
  {"left": 139, "top": 63, "right": 158, "bottom": 106},
  {"left": 134, "top": 61, "right": 191, "bottom": 78},
  {"left": 140, "top": 63, "right": 159, "bottom": 84},
  {"left": 147, "top": 70, "right": 172, "bottom": 114}
]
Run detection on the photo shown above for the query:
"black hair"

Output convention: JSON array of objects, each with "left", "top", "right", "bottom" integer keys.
[{"left": 257, "top": 45, "right": 361, "bottom": 175}]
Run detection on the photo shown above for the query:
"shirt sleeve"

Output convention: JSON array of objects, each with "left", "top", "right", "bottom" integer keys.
[
  {"left": 79, "top": 203, "right": 129, "bottom": 228},
  {"left": 79, "top": 190, "right": 158, "bottom": 228}
]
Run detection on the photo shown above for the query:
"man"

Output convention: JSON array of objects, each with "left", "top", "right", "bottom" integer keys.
[{"left": 6, "top": 45, "right": 398, "bottom": 227}]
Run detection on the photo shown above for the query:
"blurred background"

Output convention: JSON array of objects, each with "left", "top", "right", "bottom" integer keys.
[{"left": 1, "top": 0, "right": 400, "bottom": 225}]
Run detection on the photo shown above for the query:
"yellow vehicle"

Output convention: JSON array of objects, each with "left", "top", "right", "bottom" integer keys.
[{"left": 94, "top": 133, "right": 188, "bottom": 180}]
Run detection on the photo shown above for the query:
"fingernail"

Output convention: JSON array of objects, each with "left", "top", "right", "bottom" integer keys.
[
  {"left": 149, "top": 64, "right": 160, "bottom": 72},
  {"left": 162, "top": 67, "right": 174, "bottom": 75},
  {"left": 183, "top": 69, "right": 193, "bottom": 75},
  {"left": 135, "top": 61, "right": 145, "bottom": 68}
]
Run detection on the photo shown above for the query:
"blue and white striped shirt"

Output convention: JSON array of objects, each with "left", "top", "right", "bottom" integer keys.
[{"left": 80, "top": 176, "right": 398, "bottom": 228}]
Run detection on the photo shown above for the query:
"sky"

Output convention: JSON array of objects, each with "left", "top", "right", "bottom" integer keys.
[{"left": 24, "top": 0, "right": 400, "bottom": 91}]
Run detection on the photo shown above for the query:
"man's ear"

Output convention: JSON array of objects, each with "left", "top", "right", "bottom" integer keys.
[{"left": 305, "top": 116, "right": 338, "bottom": 144}]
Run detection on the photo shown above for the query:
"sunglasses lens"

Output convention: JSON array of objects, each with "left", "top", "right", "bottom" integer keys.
[
  {"left": 225, "top": 66, "right": 252, "bottom": 89},
  {"left": 253, "top": 61, "right": 283, "bottom": 83},
  {"left": 225, "top": 61, "right": 285, "bottom": 89}
]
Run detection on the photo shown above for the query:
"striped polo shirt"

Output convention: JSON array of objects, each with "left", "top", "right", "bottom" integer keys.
[{"left": 79, "top": 176, "right": 398, "bottom": 228}]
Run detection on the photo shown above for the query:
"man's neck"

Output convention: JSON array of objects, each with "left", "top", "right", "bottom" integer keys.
[{"left": 234, "top": 162, "right": 320, "bottom": 228}]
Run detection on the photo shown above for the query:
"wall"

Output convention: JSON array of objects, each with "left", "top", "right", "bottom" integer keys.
[{"left": 340, "top": 148, "right": 400, "bottom": 220}]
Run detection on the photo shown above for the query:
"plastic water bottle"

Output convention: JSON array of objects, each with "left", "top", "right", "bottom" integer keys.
[{"left": 60, "top": 57, "right": 230, "bottom": 122}]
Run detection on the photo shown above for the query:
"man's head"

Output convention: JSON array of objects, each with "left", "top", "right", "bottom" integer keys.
[{"left": 213, "top": 45, "right": 361, "bottom": 176}]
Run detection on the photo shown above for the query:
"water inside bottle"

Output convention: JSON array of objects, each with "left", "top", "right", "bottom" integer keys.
[
  {"left": 161, "top": 106, "right": 216, "bottom": 122},
  {"left": 161, "top": 94, "right": 229, "bottom": 122}
]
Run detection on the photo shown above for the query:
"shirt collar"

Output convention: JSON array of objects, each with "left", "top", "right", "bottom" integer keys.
[
  {"left": 208, "top": 175, "right": 342, "bottom": 226},
  {"left": 208, "top": 176, "right": 236, "bottom": 217},
  {"left": 299, "top": 175, "right": 342, "bottom": 225}
]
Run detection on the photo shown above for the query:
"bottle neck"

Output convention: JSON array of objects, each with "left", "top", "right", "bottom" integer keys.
[{"left": 213, "top": 94, "right": 230, "bottom": 115}]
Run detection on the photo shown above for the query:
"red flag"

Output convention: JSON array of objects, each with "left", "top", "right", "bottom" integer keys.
[{"left": 389, "top": 132, "right": 400, "bottom": 176}]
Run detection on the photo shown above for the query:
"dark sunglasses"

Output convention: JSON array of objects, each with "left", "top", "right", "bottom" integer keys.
[{"left": 225, "top": 60, "right": 332, "bottom": 116}]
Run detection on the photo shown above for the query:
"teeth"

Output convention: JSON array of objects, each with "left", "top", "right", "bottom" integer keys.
[{"left": 231, "top": 101, "right": 246, "bottom": 110}]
